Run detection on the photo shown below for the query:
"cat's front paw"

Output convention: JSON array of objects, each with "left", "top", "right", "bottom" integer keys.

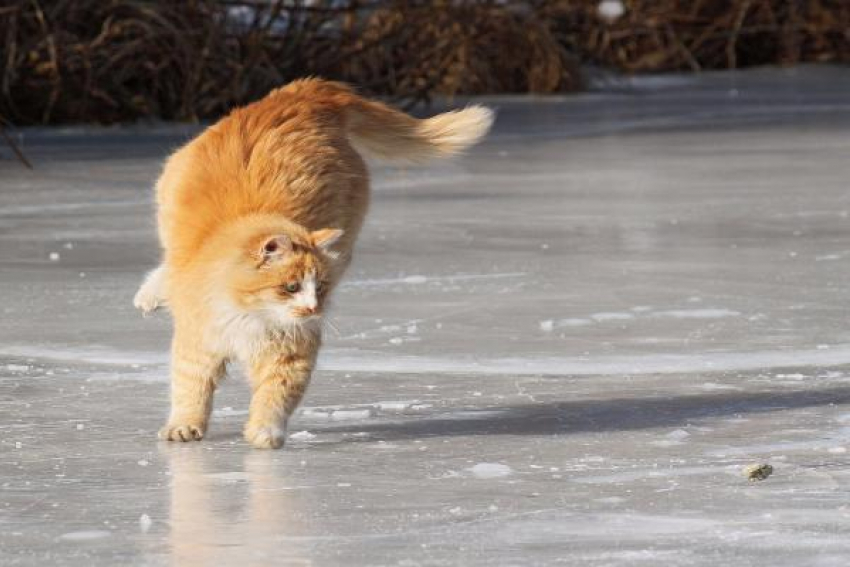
[
  {"left": 244, "top": 423, "right": 285, "bottom": 449},
  {"left": 159, "top": 423, "right": 205, "bottom": 442},
  {"left": 133, "top": 285, "right": 162, "bottom": 315}
]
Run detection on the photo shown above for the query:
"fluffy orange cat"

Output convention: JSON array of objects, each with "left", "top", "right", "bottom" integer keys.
[{"left": 134, "top": 79, "right": 492, "bottom": 449}]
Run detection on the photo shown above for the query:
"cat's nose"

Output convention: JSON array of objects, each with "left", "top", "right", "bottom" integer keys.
[{"left": 292, "top": 306, "right": 318, "bottom": 318}]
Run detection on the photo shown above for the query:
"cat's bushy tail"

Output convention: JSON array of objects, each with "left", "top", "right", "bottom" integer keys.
[
  {"left": 282, "top": 79, "right": 493, "bottom": 162},
  {"left": 345, "top": 99, "right": 494, "bottom": 162}
]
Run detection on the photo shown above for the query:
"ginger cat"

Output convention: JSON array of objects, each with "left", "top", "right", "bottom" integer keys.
[{"left": 133, "top": 79, "right": 492, "bottom": 449}]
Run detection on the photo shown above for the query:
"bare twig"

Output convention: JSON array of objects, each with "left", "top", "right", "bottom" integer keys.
[{"left": 0, "top": 122, "right": 32, "bottom": 169}]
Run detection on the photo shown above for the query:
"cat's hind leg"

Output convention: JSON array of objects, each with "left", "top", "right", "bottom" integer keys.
[
  {"left": 134, "top": 264, "right": 167, "bottom": 314},
  {"left": 159, "top": 332, "right": 226, "bottom": 442},
  {"left": 244, "top": 350, "right": 316, "bottom": 449}
]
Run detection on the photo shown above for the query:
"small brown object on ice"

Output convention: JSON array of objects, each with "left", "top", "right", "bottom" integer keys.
[{"left": 744, "top": 463, "right": 773, "bottom": 481}]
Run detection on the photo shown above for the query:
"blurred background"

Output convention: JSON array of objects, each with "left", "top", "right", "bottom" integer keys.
[{"left": 2, "top": 0, "right": 848, "bottom": 126}]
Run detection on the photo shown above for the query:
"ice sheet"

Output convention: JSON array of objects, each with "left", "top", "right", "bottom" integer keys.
[{"left": 3, "top": 66, "right": 850, "bottom": 566}]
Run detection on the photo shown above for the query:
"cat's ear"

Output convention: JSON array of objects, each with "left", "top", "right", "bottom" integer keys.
[
  {"left": 258, "top": 235, "right": 292, "bottom": 264},
  {"left": 311, "top": 228, "right": 344, "bottom": 254}
]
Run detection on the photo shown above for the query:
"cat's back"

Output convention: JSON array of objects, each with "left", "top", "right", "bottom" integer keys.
[{"left": 159, "top": 81, "right": 367, "bottom": 264}]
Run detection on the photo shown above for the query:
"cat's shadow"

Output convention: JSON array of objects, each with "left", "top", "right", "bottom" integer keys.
[{"left": 308, "top": 384, "right": 850, "bottom": 442}]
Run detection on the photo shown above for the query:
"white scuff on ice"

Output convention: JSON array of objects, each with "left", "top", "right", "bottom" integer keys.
[
  {"left": 206, "top": 472, "right": 251, "bottom": 482},
  {"left": 139, "top": 514, "right": 152, "bottom": 533},
  {"left": 319, "top": 344, "right": 850, "bottom": 377},
  {"left": 700, "top": 382, "right": 742, "bottom": 391},
  {"left": 572, "top": 465, "right": 725, "bottom": 485},
  {"left": 0, "top": 345, "right": 168, "bottom": 367},
  {"left": 214, "top": 407, "right": 249, "bottom": 417},
  {"left": 58, "top": 530, "right": 111, "bottom": 542},
  {"left": 649, "top": 309, "right": 740, "bottom": 319},
  {"left": 591, "top": 312, "right": 635, "bottom": 322},
  {"left": 375, "top": 401, "right": 420, "bottom": 411},
  {"left": 665, "top": 429, "right": 690, "bottom": 441},
  {"left": 299, "top": 401, "right": 424, "bottom": 420},
  {"left": 344, "top": 272, "right": 526, "bottom": 288},
  {"left": 299, "top": 408, "right": 332, "bottom": 420},
  {"left": 651, "top": 429, "right": 691, "bottom": 447},
  {"left": 466, "top": 463, "right": 513, "bottom": 479},
  {"left": 289, "top": 430, "right": 317, "bottom": 441},
  {"left": 539, "top": 318, "right": 592, "bottom": 332},
  {"left": 330, "top": 409, "right": 373, "bottom": 421},
  {"left": 12, "top": 339, "right": 850, "bottom": 382}
]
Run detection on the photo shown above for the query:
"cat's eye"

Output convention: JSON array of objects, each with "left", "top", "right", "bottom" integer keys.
[
  {"left": 316, "top": 281, "right": 326, "bottom": 293},
  {"left": 284, "top": 282, "right": 300, "bottom": 293}
]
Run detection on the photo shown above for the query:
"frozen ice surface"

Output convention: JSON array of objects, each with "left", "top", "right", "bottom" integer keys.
[{"left": 3, "top": 66, "right": 850, "bottom": 565}]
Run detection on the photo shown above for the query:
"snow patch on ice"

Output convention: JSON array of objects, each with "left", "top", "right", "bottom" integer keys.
[
  {"left": 289, "top": 430, "right": 316, "bottom": 441},
  {"left": 375, "top": 401, "right": 420, "bottom": 411},
  {"left": 331, "top": 409, "right": 373, "bottom": 421},
  {"left": 466, "top": 463, "right": 513, "bottom": 479},
  {"left": 213, "top": 407, "right": 249, "bottom": 417}
]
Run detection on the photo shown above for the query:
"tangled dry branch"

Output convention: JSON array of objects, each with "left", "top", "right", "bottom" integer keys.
[{"left": 1, "top": 0, "right": 848, "bottom": 125}]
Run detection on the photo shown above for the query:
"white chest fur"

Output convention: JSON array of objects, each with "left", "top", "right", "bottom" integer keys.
[{"left": 208, "top": 300, "right": 318, "bottom": 362}]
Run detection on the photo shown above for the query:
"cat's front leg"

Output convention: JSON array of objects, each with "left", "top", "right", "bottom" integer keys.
[
  {"left": 159, "top": 334, "right": 225, "bottom": 443},
  {"left": 244, "top": 350, "right": 316, "bottom": 449},
  {"left": 134, "top": 264, "right": 167, "bottom": 315}
]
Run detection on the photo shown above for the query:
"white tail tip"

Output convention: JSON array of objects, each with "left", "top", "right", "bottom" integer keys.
[{"left": 418, "top": 105, "right": 495, "bottom": 157}]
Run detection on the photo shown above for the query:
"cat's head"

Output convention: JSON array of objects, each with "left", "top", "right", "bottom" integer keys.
[{"left": 226, "top": 226, "right": 344, "bottom": 329}]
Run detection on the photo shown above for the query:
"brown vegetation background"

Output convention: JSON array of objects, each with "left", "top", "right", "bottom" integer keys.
[{"left": 1, "top": 0, "right": 848, "bottom": 125}]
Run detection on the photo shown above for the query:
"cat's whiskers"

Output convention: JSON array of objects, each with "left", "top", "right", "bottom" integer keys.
[{"left": 323, "top": 317, "right": 341, "bottom": 337}]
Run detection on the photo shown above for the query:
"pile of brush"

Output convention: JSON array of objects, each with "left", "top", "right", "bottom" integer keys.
[
  {"left": 547, "top": 0, "right": 850, "bottom": 72},
  {"left": 1, "top": 0, "right": 848, "bottom": 125}
]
